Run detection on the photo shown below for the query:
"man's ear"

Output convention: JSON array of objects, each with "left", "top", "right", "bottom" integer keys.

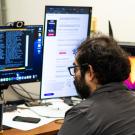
[{"left": 88, "top": 65, "right": 95, "bottom": 81}]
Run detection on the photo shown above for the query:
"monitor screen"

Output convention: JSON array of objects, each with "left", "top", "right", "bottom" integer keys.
[
  {"left": 124, "top": 56, "right": 135, "bottom": 90},
  {"left": 0, "top": 25, "right": 43, "bottom": 86},
  {"left": 119, "top": 42, "right": 135, "bottom": 90},
  {"left": 119, "top": 42, "right": 135, "bottom": 56},
  {"left": 40, "top": 6, "right": 92, "bottom": 99}
]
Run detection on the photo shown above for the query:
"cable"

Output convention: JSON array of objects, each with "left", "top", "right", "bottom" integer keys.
[
  {"left": 17, "top": 84, "right": 35, "bottom": 101},
  {"left": 29, "top": 108, "right": 64, "bottom": 119},
  {"left": 10, "top": 85, "right": 51, "bottom": 107},
  {"left": 12, "top": 86, "right": 39, "bottom": 97},
  {"left": 10, "top": 85, "right": 36, "bottom": 102}
]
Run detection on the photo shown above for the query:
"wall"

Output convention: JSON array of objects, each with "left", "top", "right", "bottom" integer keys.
[
  {"left": 92, "top": 0, "right": 135, "bottom": 42},
  {"left": 5, "top": 0, "right": 135, "bottom": 42},
  {"left": 3, "top": 0, "right": 135, "bottom": 101}
]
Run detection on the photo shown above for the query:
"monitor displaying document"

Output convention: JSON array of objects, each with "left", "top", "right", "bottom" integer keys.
[{"left": 40, "top": 6, "right": 92, "bottom": 99}]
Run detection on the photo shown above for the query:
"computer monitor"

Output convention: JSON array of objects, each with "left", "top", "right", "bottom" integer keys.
[
  {"left": 124, "top": 56, "right": 135, "bottom": 90},
  {"left": 119, "top": 42, "right": 135, "bottom": 90},
  {"left": 40, "top": 6, "right": 92, "bottom": 99},
  {"left": 0, "top": 25, "right": 43, "bottom": 87}
]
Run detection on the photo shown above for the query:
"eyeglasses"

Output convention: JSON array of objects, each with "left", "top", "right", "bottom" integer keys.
[{"left": 68, "top": 63, "right": 88, "bottom": 76}]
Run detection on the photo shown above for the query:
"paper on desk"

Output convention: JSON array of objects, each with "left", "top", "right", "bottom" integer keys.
[{"left": 3, "top": 109, "right": 57, "bottom": 131}]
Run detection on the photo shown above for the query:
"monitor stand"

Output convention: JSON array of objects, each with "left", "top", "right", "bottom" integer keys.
[
  {"left": 63, "top": 97, "right": 74, "bottom": 106},
  {"left": 63, "top": 96, "right": 82, "bottom": 106}
]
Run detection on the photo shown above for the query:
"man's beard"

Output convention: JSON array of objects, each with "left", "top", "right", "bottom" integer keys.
[{"left": 74, "top": 77, "right": 91, "bottom": 99}]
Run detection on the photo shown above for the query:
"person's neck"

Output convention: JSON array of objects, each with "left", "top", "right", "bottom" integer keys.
[{"left": 90, "top": 82, "right": 102, "bottom": 93}]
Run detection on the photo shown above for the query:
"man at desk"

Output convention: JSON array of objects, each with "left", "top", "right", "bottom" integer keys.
[{"left": 58, "top": 34, "right": 135, "bottom": 135}]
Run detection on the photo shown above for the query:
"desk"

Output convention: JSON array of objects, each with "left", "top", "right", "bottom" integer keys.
[{"left": 3, "top": 120, "right": 63, "bottom": 135}]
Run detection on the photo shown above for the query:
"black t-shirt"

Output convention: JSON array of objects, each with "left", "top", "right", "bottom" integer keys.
[{"left": 58, "top": 83, "right": 135, "bottom": 135}]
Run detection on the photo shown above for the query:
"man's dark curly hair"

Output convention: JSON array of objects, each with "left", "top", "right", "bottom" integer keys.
[{"left": 76, "top": 35, "right": 131, "bottom": 85}]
